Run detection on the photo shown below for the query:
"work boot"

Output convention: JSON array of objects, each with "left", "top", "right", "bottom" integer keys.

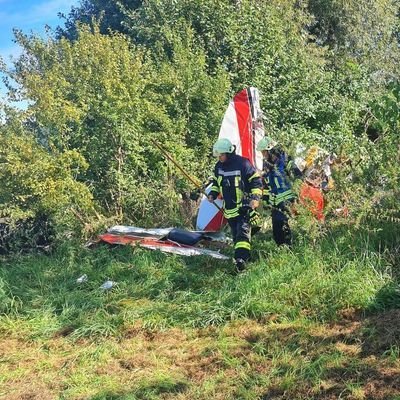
[{"left": 235, "top": 258, "right": 246, "bottom": 273}]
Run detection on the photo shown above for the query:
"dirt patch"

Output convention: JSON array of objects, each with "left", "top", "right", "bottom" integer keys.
[
  {"left": 53, "top": 325, "right": 75, "bottom": 338},
  {"left": 223, "top": 319, "right": 303, "bottom": 346},
  {"left": 361, "top": 309, "right": 400, "bottom": 355},
  {"left": 3, "top": 380, "right": 57, "bottom": 400},
  {"left": 363, "top": 373, "right": 400, "bottom": 400},
  {"left": 309, "top": 309, "right": 400, "bottom": 400}
]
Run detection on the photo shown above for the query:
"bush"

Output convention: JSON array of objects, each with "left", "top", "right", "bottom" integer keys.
[{"left": 0, "top": 117, "right": 94, "bottom": 252}]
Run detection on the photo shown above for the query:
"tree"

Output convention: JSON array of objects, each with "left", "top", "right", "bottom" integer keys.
[
  {"left": 56, "top": 0, "right": 142, "bottom": 40},
  {"left": 307, "top": 0, "right": 400, "bottom": 87}
]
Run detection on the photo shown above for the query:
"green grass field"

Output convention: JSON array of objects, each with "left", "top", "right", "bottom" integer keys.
[{"left": 1, "top": 218, "right": 399, "bottom": 399}]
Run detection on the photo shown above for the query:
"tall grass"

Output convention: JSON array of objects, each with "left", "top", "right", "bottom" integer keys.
[{"left": 0, "top": 218, "right": 398, "bottom": 340}]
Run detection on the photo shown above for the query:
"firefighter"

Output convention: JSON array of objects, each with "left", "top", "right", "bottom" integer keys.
[
  {"left": 208, "top": 138, "right": 263, "bottom": 272},
  {"left": 256, "top": 136, "right": 296, "bottom": 246}
]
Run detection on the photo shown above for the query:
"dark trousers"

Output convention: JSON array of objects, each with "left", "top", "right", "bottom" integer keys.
[
  {"left": 271, "top": 202, "right": 292, "bottom": 246},
  {"left": 228, "top": 214, "right": 251, "bottom": 261}
]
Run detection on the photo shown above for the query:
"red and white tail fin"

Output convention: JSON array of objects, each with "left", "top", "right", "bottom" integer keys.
[{"left": 218, "top": 87, "right": 264, "bottom": 170}]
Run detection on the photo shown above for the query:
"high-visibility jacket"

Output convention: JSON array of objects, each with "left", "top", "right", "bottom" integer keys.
[
  {"left": 262, "top": 153, "right": 296, "bottom": 206},
  {"left": 209, "top": 154, "right": 262, "bottom": 219}
]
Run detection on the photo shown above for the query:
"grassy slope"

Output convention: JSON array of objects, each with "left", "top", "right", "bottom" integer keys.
[{"left": 0, "top": 218, "right": 399, "bottom": 399}]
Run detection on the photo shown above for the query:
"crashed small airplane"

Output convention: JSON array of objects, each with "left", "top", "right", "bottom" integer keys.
[{"left": 99, "top": 87, "right": 265, "bottom": 259}]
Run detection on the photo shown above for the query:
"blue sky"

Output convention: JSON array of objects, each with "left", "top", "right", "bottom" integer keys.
[{"left": 0, "top": 0, "right": 79, "bottom": 106}]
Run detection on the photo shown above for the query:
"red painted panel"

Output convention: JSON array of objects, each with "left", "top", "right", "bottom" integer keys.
[{"left": 234, "top": 89, "right": 253, "bottom": 164}]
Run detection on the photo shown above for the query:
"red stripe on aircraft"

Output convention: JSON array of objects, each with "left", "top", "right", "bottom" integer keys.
[{"left": 233, "top": 89, "right": 253, "bottom": 164}]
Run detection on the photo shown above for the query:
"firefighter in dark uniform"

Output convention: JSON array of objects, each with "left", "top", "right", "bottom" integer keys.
[
  {"left": 208, "top": 138, "right": 263, "bottom": 272},
  {"left": 256, "top": 137, "right": 296, "bottom": 246}
]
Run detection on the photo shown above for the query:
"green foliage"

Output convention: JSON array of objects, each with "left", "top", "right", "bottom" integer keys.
[
  {"left": 0, "top": 277, "right": 15, "bottom": 314},
  {"left": 127, "top": 0, "right": 327, "bottom": 125},
  {"left": 307, "top": 0, "right": 400, "bottom": 85},
  {"left": 371, "top": 82, "right": 400, "bottom": 134},
  {"left": 10, "top": 25, "right": 153, "bottom": 218},
  {"left": 3, "top": 24, "right": 229, "bottom": 225},
  {"left": 0, "top": 115, "right": 94, "bottom": 250},
  {"left": 143, "top": 25, "right": 230, "bottom": 179}
]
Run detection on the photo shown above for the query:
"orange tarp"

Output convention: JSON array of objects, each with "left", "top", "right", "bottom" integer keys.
[{"left": 299, "top": 182, "right": 325, "bottom": 221}]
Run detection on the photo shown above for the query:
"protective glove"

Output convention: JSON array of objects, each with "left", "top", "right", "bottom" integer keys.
[{"left": 249, "top": 209, "right": 262, "bottom": 227}]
